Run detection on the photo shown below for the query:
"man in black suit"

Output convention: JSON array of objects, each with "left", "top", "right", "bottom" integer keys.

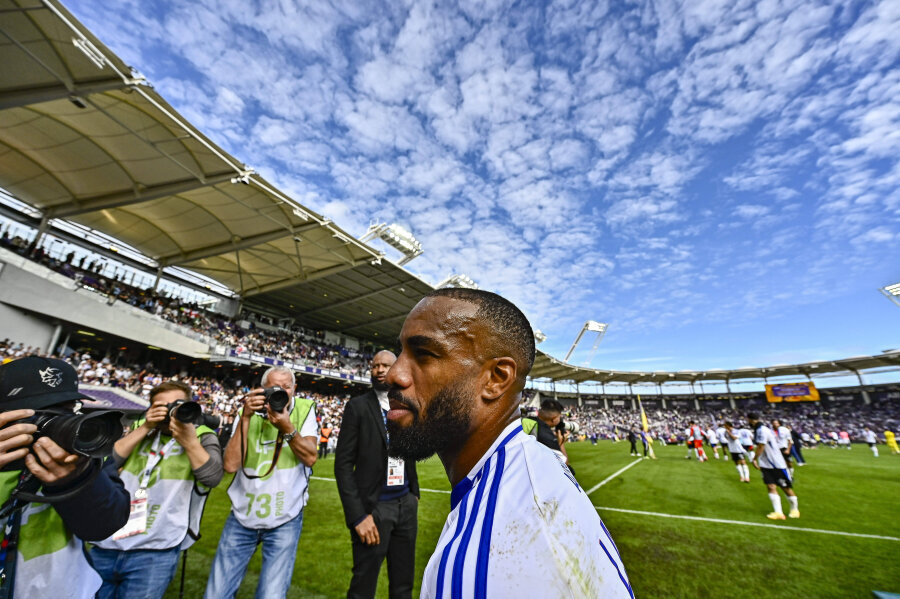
[{"left": 335, "top": 350, "right": 419, "bottom": 599}]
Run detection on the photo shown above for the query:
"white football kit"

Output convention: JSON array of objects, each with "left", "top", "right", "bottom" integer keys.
[
  {"left": 754, "top": 425, "right": 788, "bottom": 470},
  {"left": 776, "top": 426, "right": 791, "bottom": 449},
  {"left": 716, "top": 426, "right": 728, "bottom": 444},
  {"left": 421, "top": 421, "right": 632, "bottom": 599},
  {"left": 725, "top": 430, "right": 745, "bottom": 454}
]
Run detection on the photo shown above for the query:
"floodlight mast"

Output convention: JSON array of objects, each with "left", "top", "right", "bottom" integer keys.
[
  {"left": 436, "top": 274, "right": 478, "bottom": 289},
  {"left": 564, "top": 320, "right": 608, "bottom": 363},
  {"left": 880, "top": 283, "right": 900, "bottom": 308},
  {"left": 359, "top": 223, "right": 423, "bottom": 265}
]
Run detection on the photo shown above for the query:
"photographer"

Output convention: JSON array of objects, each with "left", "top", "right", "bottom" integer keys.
[
  {"left": 91, "top": 380, "right": 223, "bottom": 599},
  {"left": 522, "top": 399, "right": 570, "bottom": 464},
  {"left": 205, "top": 366, "right": 318, "bottom": 599},
  {"left": 0, "top": 356, "right": 129, "bottom": 598}
]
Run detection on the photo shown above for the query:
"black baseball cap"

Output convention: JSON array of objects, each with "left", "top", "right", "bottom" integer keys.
[{"left": 0, "top": 356, "right": 91, "bottom": 411}]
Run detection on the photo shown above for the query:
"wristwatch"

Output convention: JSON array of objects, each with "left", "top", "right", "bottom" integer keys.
[{"left": 283, "top": 429, "right": 299, "bottom": 443}]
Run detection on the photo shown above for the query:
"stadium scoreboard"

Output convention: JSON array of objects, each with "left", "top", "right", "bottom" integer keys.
[{"left": 765, "top": 382, "right": 820, "bottom": 403}]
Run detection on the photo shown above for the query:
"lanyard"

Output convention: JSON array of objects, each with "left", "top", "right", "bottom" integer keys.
[
  {"left": 139, "top": 433, "right": 177, "bottom": 496},
  {"left": 381, "top": 408, "right": 389, "bottom": 445}
]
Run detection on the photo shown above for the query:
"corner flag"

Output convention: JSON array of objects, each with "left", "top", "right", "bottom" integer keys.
[{"left": 637, "top": 395, "right": 656, "bottom": 459}]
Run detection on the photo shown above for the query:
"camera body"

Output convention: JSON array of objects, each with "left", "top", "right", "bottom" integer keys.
[
  {"left": 22, "top": 408, "right": 123, "bottom": 459},
  {"left": 256, "top": 386, "right": 290, "bottom": 416},
  {"left": 164, "top": 400, "right": 219, "bottom": 429}
]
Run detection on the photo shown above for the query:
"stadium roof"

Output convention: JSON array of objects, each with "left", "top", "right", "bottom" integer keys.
[
  {"left": 529, "top": 351, "right": 900, "bottom": 385},
  {"left": 0, "top": 0, "right": 436, "bottom": 339},
  {"left": 2, "top": 0, "right": 897, "bottom": 385}
]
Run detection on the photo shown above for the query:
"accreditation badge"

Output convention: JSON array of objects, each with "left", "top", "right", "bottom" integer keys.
[
  {"left": 112, "top": 498, "right": 148, "bottom": 539},
  {"left": 386, "top": 457, "right": 405, "bottom": 486},
  {"left": 112, "top": 490, "right": 149, "bottom": 540}
]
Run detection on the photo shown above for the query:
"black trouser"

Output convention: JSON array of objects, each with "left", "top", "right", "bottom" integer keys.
[
  {"left": 629, "top": 440, "right": 637, "bottom": 453},
  {"left": 319, "top": 441, "right": 329, "bottom": 458},
  {"left": 348, "top": 492, "right": 418, "bottom": 599}
]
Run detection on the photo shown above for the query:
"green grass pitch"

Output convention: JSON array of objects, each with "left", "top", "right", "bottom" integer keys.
[{"left": 162, "top": 441, "right": 900, "bottom": 598}]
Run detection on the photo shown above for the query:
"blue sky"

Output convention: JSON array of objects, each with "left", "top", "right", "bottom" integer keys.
[{"left": 65, "top": 0, "right": 900, "bottom": 378}]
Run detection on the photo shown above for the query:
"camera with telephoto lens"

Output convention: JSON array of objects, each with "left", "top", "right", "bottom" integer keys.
[
  {"left": 26, "top": 408, "right": 123, "bottom": 458},
  {"left": 556, "top": 419, "right": 580, "bottom": 435},
  {"left": 165, "top": 400, "right": 220, "bottom": 429},
  {"left": 255, "top": 386, "right": 290, "bottom": 416}
]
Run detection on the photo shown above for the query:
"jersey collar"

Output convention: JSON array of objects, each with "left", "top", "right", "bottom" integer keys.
[{"left": 450, "top": 420, "right": 522, "bottom": 510}]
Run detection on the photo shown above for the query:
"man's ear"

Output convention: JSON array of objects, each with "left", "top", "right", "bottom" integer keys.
[{"left": 481, "top": 357, "right": 517, "bottom": 402}]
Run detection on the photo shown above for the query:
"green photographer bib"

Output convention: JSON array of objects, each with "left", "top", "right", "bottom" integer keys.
[
  {"left": 93, "top": 424, "right": 215, "bottom": 551},
  {"left": 0, "top": 471, "right": 101, "bottom": 598},
  {"left": 227, "top": 399, "right": 315, "bottom": 529}
]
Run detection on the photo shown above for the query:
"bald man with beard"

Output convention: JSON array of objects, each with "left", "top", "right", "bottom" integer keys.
[
  {"left": 335, "top": 350, "right": 420, "bottom": 599},
  {"left": 385, "top": 289, "right": 632, "bottom": 599}
]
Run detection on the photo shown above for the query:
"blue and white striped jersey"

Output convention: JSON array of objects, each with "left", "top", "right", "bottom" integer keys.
[{"left": 421, "top": 421, "right": 632, "bottom": 599}]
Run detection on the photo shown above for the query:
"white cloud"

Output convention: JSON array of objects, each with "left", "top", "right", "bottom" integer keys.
[{"left": 60, "top": 0, "right": 900, "bottom": 365}]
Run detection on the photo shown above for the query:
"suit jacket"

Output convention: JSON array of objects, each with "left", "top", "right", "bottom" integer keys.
[{"left": 334, "top": 390, "right": 420, "bottom": 529}]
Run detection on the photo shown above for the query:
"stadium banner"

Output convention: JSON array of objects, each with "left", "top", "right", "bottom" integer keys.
[
  {"left": 702, "top": 400, "right": 729, "bottom": 409},
  {"left": 819, "top": 389, "right": 861, "bottom": 402},
  {"left": 639, "top": 399, "right": 661, "bottom": 409},
  {"left": 226, "top": 349, "right": 369, "bottom": 384},
  {"left": 871, "top": 389, "right": 900, "bottom": 403},
  {"left": 765, "top": 382, "right": 820, "bottom": 403},
  {"left": 667, "top": 399, "right": 692, "bottom": 409}
]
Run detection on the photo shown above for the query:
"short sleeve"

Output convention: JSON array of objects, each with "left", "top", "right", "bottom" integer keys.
[{"left": 299, "top": 404, "right": 318, "bottom": 438}]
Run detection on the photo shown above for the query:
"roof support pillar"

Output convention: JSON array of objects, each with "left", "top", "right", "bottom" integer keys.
[
  {"left": 28, "top": 214, "right": 50, "bottom": 255},
  {"left": 152, "top": 266, "right": 163, "bottom": 291},
  {"left": 846, "top": 368, "right": 870, "bottom": 404}
]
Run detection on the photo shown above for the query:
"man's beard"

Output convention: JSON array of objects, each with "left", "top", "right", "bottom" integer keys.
[
  {"left": 386, "top": 382, "right": 472, "bottom": 462},
  {"left": 371, "top": 376, "right": 389, "bottom": 392}
]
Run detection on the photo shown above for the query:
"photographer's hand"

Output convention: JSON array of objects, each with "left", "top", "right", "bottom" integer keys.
[
  {"left": 0, "top": 409, "right": 37, "bottom": 469},
  {"left": 354, "top": 514, "right": 380, "bottom": 546},
  {"left": 25, "top": 437, "right": 86, "bottom": 486},
  {"left": 241, "top": 389, "right": 266, "bottom": 421},
  {"left": 170, "top": 419, "right": 210, "bottom": 470},
  {"left": 143, "top": 403, "right": 169, "bottom": 429},
  {"left": 267, "top": 404, "right": 294, "bottom": 435}
]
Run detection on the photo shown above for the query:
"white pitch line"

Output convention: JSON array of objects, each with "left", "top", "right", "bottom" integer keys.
[
  {"left": 585, "top": 458, "right": 643, "bottom": 495},
  {"left": 594, "top": 506, "right": 900, "bottom": 542},
  {"left": 310, "top": 475, "right": 451, "bottom": 494}
]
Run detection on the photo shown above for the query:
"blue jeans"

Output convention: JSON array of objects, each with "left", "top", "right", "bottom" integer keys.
[
  {"left": 203, "top": 510, "right": 304, "bottom": 599},
  {"left": 91, "top": 545, "right": 182, "bottom": 599}
]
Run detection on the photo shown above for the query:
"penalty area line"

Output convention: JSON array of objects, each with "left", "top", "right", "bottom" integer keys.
[
  {"left": 310, "top": 475, "right": 451, "bottom": 494},
  {"left": 593, "top": 506, "right": 900, "bottom": 542},
  {"left": 585, "top": 458, "right": 644, "bottom": 496}
]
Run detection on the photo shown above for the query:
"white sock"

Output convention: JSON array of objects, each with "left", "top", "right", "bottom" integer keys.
[
  {"left": 769, "top": 493, "right": 782, "bottom": 514},
  {"left": 788, "top": 495, "right": 798, "bottom": 512},
  {"left": 741, "top": 464, "right": 750, "bottom": 479},
  {"left": 736, "top": 465, "right": 743, "bottom": 478},
  {"left": 872, "top": 446, "right": 879, "bottom": 457}
]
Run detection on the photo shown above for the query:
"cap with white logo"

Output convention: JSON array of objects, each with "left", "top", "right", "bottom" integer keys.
[{"left": 0, "top": 356, "right": 90, "bottom": 411}]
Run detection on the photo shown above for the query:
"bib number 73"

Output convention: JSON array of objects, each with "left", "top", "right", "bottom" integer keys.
[{"left": 244, "top": 493, "right": 271, "bottom": 518}]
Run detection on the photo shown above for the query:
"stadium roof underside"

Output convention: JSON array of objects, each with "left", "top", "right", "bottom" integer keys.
[{"left": 0, "top": 0, "right": 436, "bottom": 339}]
